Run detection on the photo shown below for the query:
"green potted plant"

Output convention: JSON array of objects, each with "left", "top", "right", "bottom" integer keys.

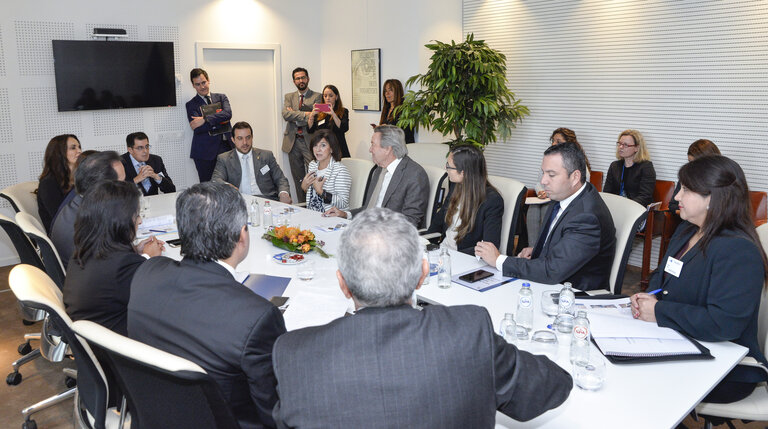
[{"left": 397, "top": 33, "right": 529, "bottom": 149}]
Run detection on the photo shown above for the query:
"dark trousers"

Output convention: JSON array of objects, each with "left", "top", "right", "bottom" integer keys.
[
  {"left": 194, "top": 158, "right": 218, "bottom": 183},
  {"left": 288, "top": 135, "right": 313, "bottom": 203}
]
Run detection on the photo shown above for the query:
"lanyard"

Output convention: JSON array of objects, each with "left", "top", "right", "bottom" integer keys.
[{"left": 619, "top": 164, "right": 626, "bottom": 197}]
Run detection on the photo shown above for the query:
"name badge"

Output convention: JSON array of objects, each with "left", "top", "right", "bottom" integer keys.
[
  {"left": 260, "top": 165, "right": 270, "bottom": 175},
  {"left": 664, "top": 257, "right": 684, "bottom": 278},
  {"left": 318, "top": 118, "right": 327, "bottom": 126}
]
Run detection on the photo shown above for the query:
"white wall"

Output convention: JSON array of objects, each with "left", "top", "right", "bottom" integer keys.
[
  {"left": 0, "top": 0, "right": 462, "bottom": 266},
  {"left": 320, "top": 0, "right": 463, "bottom": 157}
]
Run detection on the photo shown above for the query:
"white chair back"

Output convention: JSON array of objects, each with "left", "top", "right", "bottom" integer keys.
[
  {"left": 1, "top": 181, "right": 42, "bottom": 224},
  {"left": 340, "top": 158, "right": 375, "bottom": 209},
  {"left": 756, "top": 224, "right": 768, "bottom": 357},
  {"left": 487, "top": 175, "right": 527, "bottom": 255},
  {"left": 406, "top": 143, "right": 449, "bottom": 169},
  {"left": 16, "top": 212, "right": 65, "bottom": 273},
  {"left": 599, "top": 193, "right": 647, "bottom": 293},
  {"left": 73, "top": 320, "right": 207, "bottom": 375},
  {"left": 422, "top": 165, "right": 449, "bottom": 229}
]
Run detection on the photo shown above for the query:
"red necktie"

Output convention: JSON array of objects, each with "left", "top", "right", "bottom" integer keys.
[{"left": 297, "top": 94, "right": 305, "bottom": 135}]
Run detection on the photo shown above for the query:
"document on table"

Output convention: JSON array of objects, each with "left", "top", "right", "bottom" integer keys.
[
  {"left": 136, "top": 215, "right": 176, "bottom": 238},
  {"left": 588, "top": 309, "right": 707, "bottom": 360},
  {"left": 574, "top": 297, "right": 633, "bottom": 317},
  {"left": 282, "top": 289, "right": 351, "bottom": 331}
]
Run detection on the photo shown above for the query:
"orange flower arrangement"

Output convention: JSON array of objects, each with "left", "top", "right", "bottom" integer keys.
[{"left": 263, "top": 225, "right": 329, "bottom": 257}]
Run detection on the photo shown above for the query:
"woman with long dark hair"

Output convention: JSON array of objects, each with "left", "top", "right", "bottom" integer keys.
[
  {"left": 37, "top": 134, "right": 82, "bottom": 233},
  {"left": 63, "top": 180, "right": 164, "bottom": 335},
  {"left": 308, "top": 84, "right": 350, "bottom": 158},
  {"left": 426, "top": 145, "right": 504, "bottom": 255},
  {"left": 374, "top": 79, "right": 414, "bottom": 143},
  {"left": 632, "top": 155, "right": 768, "bottom": 404}
]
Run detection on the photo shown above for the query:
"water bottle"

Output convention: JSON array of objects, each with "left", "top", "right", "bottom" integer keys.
[
  {"left": 558, "top": 282, "right": 576, "bottom": 316},
  {"left": 570, "top": 310, "right": 591, "bottom": 366},
  {"left": 249, "top": 199, "right": 260, "bottom": 227},
  {"left": 262, "top": 200, "right": 272, "bottom": 227},
  {"left": 499, "top": 313, "right": 517, "bottom": 344},
  {"left": 437, "top": 246, "right": 452, "bottom": 289},
  {"left": 516, "top": 283, "right": 533, "bottom": 331}
]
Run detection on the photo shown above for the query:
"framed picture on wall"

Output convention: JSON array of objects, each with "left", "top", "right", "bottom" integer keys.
[{"left": 351, "top": 48, "right": 381, "bottom": 111}]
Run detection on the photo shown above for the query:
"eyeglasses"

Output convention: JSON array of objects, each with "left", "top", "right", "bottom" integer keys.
[
  {"left": 616, "top": 142, "right": 636, "bottom": 148},
  {"left": 133, "top": 144, "right": 150, "bottom": 151},
  {"left": 294, "top": 76, "right": 308, "bottom": 81},
  {"left": 445, "top": 162, "right": 458, "bottom": 171}
]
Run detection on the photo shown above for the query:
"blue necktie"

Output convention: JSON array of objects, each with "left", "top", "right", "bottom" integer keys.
[
  {"left": 138, "top": 162, "right": 150, "bottom": 192},
  {"left": 532, "top": 202, "right": 561, "bottom": 259}
]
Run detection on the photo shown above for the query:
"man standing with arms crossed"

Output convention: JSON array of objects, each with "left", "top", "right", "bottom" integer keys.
[
  {"left": 186, "top": 68, "right": 233, "bottom": 183},
  {"left": 282, "top": 67, "right": 322, "bottom": 203}
]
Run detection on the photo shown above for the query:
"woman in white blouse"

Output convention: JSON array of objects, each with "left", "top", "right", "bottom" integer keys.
[{"left": 301, "top": 129, "right": 352, "bottom": 212}]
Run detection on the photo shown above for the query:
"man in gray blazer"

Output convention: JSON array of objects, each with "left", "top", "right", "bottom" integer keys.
[
  {"left": 212, "top": 121, "right": 291, "bottom": 203},
  {"left": 325, "top": 125, "right": 429, "bottom": 227},
  {"left": 476, "top": 142, "right": 616, "bottom": 290},
  {"left": 282, "top": 67, "right": 323, "bottom": 203},
  {"left": 272, "top": 208, "right": 573, "bottom": 428}
]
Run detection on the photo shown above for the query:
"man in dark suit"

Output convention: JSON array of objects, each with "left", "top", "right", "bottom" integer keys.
[
  {"left": 282, "top": 67, "right": 323, "bottom": 203},
  {"left": 476, "top": 142, "right": 616, "bottom": 290},
  {"left": 186, "top": 68, "right": 232, "bottom": 183},
  {"left": 51, "top": 151, "right": 126, "bottom": 269},
  {"left": 121, "top": 131, "right": 175, "bottom": 196},
  {"left": 272, "top": 208, "right": 572, "bottom": 428},
  {"left": 212, "top": 121, "right": 292, "bottom": 203},
  {"left": 127, "top": 182, "right": 286, "bottom": 429},
  {"left": 325, "top": 125, "right": 430, "bottom": 227}
]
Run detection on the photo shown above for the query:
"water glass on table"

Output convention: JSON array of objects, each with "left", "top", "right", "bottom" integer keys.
[
  {"left": 574, "top": 349, "right": 606, "bottom": 391},
  {"left": 296, "top": 260, "right": 315, "bottom": 281}
]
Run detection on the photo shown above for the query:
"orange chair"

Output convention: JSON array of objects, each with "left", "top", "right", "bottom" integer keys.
[
  {"left": 639, "top": 180, "right": 677, "bottom": 290},
  {"left": 751, "top": 191, "right": 767, "bottom": 227},
  {"left": 589, "top": 171, "right": 604, "bottom": 192}
]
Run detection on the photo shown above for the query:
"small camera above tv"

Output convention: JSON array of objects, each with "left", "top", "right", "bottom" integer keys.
[{"left": 52, "top": 40, "right": 176, "bottom": 112}]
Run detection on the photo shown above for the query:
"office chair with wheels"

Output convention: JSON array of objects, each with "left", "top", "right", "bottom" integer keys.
[
  {"left": 16, "top": 212, "right": 66, "bottom": 288},
  {"left": 9, "top": 264, "right": 128, "bottom": 429},
  {"left": 339, "top": 157, "right": 375, "bottom": 209},
  {"left": 487, "top": 175, "right": 527, "bottom": 256},
  {"left": 72, "top": 320, "right": 240, "bottom": 429}
]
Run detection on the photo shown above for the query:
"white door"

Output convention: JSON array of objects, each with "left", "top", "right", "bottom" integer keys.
[{"left": 199, "top": 48, "right": 278, "bottom": 154}]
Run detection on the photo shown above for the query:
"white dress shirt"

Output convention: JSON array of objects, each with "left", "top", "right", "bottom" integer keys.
[
  {"left": 375, "top": 157, "right": 401, "bottom": 208},
  {"left": 238, "top": 150, "right": 262, "bottom": 196},
  {"left": 495, "top": 182, "right": 588, "bottom": 271}
]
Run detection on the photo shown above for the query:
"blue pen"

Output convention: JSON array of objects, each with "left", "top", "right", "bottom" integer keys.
[
  {"left": 647, "top": 288, "right": 663, "bottom": 295},
  {"left": 149, "top": 229, "right": 166, "bottom": 233}
]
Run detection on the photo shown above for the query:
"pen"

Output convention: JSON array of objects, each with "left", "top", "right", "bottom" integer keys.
[
  {"left": 149, "top": 229, "right": 166, "bottom": 233},
  {"left": 647, "top": 288, "right": 663, "bottom": 295}
]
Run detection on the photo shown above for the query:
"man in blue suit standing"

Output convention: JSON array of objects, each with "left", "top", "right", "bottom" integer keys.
[{"left": 186, "top": 68, "right": 233, "bottom": 182}]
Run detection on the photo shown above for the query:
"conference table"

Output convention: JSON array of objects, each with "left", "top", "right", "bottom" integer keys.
[{"left": 143, "top": 192, "right": 746, "bottom": 429}]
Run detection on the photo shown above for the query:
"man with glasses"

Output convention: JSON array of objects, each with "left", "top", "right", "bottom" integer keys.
[
  {"left": 282, "top": 67, "right": 322, "bottom": 203},
  {"left": 121, "top": 131, "right": 176, "bottom": 196}
]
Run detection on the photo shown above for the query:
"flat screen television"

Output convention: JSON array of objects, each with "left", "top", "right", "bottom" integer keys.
[{"left": 52, "top": 40, "right": 176, "bottom": 111}]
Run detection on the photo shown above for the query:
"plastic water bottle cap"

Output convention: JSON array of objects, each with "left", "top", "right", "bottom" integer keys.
[{"left": 522, "top": 282, "right": 530, "bottom": 288}]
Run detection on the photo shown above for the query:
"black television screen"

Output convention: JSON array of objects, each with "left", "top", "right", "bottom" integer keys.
[{"left": 52, "top": 40, "right": 176, "bottom": 111}]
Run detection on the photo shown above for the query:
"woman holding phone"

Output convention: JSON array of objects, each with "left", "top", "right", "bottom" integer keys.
[
  {"left": 631, "top": 155, "right": 768, "bottom": 404},
  {"left": 308, "top": 84, "right": 350, "bottom": 158}
]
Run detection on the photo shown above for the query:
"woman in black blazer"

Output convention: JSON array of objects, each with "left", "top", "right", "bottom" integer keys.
[
  {"left": 63, "top": 180, "right": 164, "bottom": 335},
  {"left": 603, "top": 129, "right": 656, "bottom": 207},
  {"left": 632, "top": 155, "right": 768, "bottom": 404},
  {"left": 426, "top": 145, "right": 504, "bottom": 255},
  {"left": 308, "top": 84, "right": 350, "bottom": 158},
  {"left": 37, "top": 134, "right": 82, "bottom": 233},
  {"left": 376, "top": 79, "right": 415, "bottom": 143}
]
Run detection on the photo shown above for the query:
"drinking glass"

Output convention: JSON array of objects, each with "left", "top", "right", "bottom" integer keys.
[
  {"left": 296, "top": 260, "right": 315, "bottom": 281},
  {"left": 541, "top": 290, "right": 559, "bottom": 316},
  {"left": 530, "top": 330, "right": 559, "bottom": 361},
  {"left": 574, "top": 351, "right": 606, "bottom": 391}
]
